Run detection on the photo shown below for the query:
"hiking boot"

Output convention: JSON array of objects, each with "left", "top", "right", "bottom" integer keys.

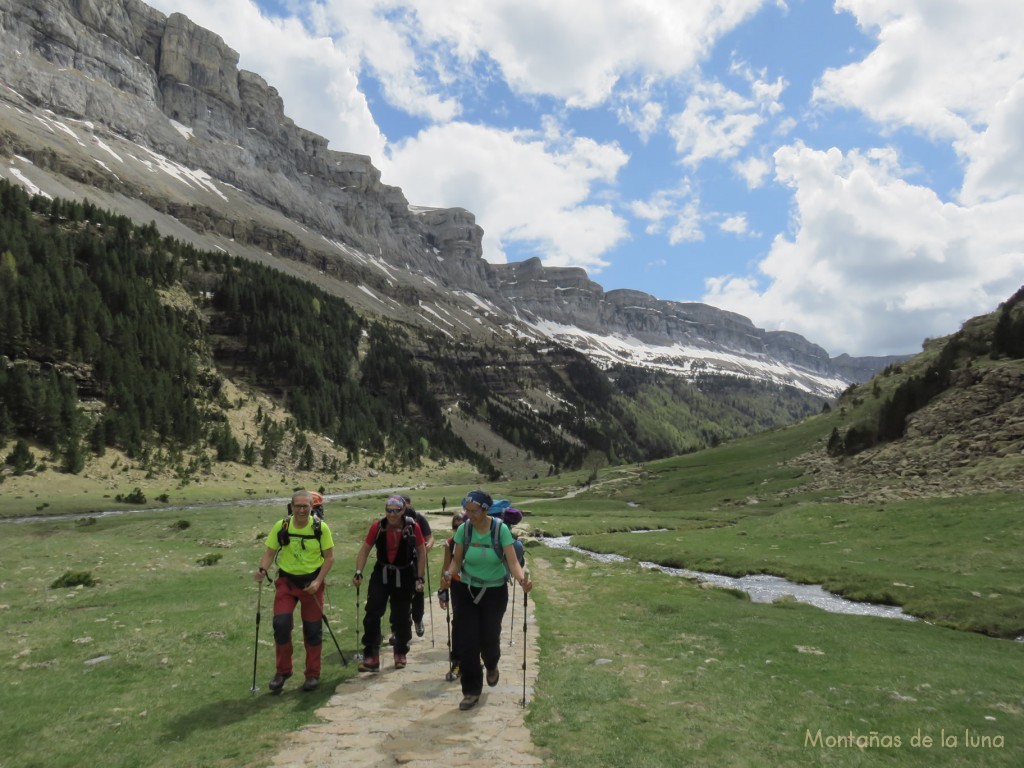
[
  {"left": 302, "top": 677, "right": 320, "bottom": 692},
  {"left": 268, "top": 673, "right": 290, "bottom": 692},
  {"left": 415, "top": 620, "right": 425, "bottom": 637},
  {"left": 394, "top": 653, "right": 407, "bottom": 669},
  {"left": 458, "top": 694, "right": 480, "bottom": 711},
  {"left": 387, "top": 633, "right": 396, "bottom": 646},
  {"left": 486, "top": 666, "right": 499, "bottom": 687},
  {"left": 358, "top": 656, "right": 380, "bottom": 673}
]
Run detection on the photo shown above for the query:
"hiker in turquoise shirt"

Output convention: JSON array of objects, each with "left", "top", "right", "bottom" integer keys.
[
  {"left": 439, "top": 489, "right": 532, "bottom": 711},
  {"left": 254, "top": 490, "right": 335, "bottom": 694}
]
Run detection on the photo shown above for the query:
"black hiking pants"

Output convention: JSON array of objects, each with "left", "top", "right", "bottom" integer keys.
[
  {"left": 451, "top": 580, "right": 508, "bottom": 696},
  {"left": 391, "top": 585, "right": 426, "bottom": 631},
  {"left": 411, "top": 588, "right": 425, "bottom": 624},
  {"left": 361, "top": 563, "right": 415, "bottom": 655}
]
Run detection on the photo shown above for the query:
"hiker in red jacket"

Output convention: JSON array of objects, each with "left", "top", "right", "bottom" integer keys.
[{"left": 352, "top": 495, "right": 426, "bottom": 671}]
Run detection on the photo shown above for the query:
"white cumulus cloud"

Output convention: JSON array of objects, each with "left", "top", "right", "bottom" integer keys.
[
  {"left": 704, "top": 143, "right": 1024, "bottom": 355},
  {"left": 382, "top": 121, "right": 630, "bottom": 271}
]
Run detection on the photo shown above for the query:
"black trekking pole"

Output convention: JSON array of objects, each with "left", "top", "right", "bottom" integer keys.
[
  {"left": 508, "top": 578, "right": 517, "bottom": 646},
  {"left": 321, "top": 612, "right": 349, "bottom": 666},
  {"left": 354, "top": 582, "right": 362, "bottom": 661},
  {"left": 251, "top": 571, "right": 271, "bottom": 694},
  {"left": 520, "top": 573, "right": 529, "bottom": 708},
  {"left": 443, "top": 592, "right": 458, "bottom": 682},
  {"left": 425, "top": 556, "right": 435, "bottom": 648}
]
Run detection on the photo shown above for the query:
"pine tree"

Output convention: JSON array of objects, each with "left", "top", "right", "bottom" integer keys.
[
  {"left": 6, "top": 439, "right": 35, "bottom": 474},
  {"left": 299, "top": 443, "right": 315, "bottom": 470}
]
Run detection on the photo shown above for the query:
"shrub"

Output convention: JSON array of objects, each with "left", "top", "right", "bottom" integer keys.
[
  {"left": 115, "top": 487, "right": 147, "bottom": 504},
  {"left": 196, "top": 553, "right": 222, "bottom": 567},
  {"left": 51, "top": 571, "right": 96, "bottom": 588}
]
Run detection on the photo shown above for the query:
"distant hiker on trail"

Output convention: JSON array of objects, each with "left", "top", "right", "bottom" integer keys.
[
  {"left": 310, "top": 491, "right": 325, "bottom": 521},
  {"left": 352, "top": 495, "right": 427, "bottom": 672},
  {"left": 253, "top": 490, "right": 335, "bottom": 694},
  {"left": 441, "top": 496, "right": 447, "bottom": 513},
  {"left": 439, "top": 490, "right": 532, "bottom": 711},
  {"left": 437, "top": 513, "right": 464, "bottom": 679}
]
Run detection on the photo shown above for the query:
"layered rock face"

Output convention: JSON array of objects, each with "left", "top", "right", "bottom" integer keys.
[
  {"left": 0, "top": 0, "right": 457, "bottom": 261},
  {"left": 0, "top": 0, "right": 872, "bottom": 395}
]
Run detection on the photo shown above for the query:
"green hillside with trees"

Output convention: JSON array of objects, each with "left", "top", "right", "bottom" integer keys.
[{"left": 0, "top": 180, "right": 826, "bottom": 487}]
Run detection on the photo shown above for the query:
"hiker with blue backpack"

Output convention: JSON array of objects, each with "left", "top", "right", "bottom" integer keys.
[
  {"left": 439, "top": 490, "right": 532, "bottom": 711},
  {"left": 253, "top": 490, "right": 335, "bottom": 694}
]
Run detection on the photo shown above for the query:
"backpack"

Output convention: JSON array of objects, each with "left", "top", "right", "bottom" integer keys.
[
  {"left": 374, "top": 515, "right": 418, "bottom": 567},
  {"left": 277, "top": 515, "right": 323, "bottom": 555},
  {"left": 487, "top": 499, "right": 524, "bottom": 526},
  {"left": 460, "top": 517, "right": 525, "bottom": 583}
]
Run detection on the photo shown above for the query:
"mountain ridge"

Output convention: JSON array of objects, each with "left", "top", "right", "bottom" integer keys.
[{"left": 0, "top": 0, "right": 895, "bottom": 399}]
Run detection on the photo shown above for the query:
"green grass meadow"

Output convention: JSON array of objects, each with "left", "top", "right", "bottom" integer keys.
[
  {"left": 529, "top": 552, "right": 1022, "bottom": 767},
  {"left": 2, "top": 421, "right": 1023, "bottom": 767},
  {"left": 1, "top": 506, "right": 369, "bottom": 768}
]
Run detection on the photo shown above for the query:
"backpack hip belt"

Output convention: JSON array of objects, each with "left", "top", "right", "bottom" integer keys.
[
  {"left": 279, "top": 566, "right": 321, "bottom": 589},
  {"left": 380, "top": 562, "right": 414, "bottom": 587}
]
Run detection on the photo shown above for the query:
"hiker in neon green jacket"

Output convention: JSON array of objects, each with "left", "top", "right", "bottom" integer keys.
[{"left": 254, "top": 490, "right": 335, "bottom": 693}]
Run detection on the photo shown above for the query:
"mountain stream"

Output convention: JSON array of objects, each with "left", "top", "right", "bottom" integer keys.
[{"left": 540, "top": 533, "right": 916, "bottom": 622}]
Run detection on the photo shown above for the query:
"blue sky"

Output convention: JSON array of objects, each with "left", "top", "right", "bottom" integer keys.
[{"left": 146, "top": 0, "right": 1024, "bottom": 357}]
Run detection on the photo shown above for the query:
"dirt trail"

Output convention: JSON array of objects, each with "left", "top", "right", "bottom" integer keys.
[{"left": 270, "top": 564, "right": 546, "bottom": 768}]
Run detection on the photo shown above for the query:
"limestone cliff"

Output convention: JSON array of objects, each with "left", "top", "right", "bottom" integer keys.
[{"left": 0, "top": 0, "right": 876, "bottom": 397}]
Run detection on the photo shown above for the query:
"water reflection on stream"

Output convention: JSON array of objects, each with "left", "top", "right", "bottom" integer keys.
[{"left": 540, "top": 535, "right": 916, "bottom": 622}]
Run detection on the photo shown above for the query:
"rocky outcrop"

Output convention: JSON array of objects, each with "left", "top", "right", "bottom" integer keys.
[
  {"left": 0, "top": 0, "right": 449, "bottom": 258},
  {"left": 791, "top": 364, "right": 1024, "bottom": 500},
  {"left": 830, "top": 353, "right": 913, "bottom": 383}
]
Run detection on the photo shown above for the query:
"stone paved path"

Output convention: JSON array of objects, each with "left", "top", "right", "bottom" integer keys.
[{"left": 270, "top": 570, "right": 544, "bottom": 768}]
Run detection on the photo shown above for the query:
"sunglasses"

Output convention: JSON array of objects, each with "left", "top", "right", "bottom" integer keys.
[{"left": 385, "top": 507, "right": 404, "bottom": 514}]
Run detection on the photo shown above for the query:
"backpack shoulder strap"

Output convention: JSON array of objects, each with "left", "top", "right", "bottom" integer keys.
[
  {"left": 403, "top": 516, "right": 418, "bottom": 560},
  {"left": 312, "top": 518, "right": 323, "bottom": 554},
  {"left": 279, "top": 517, "right": 323, "bottom": 554},
  {"left": 490, "top": 517, "right": 511, "bottom": 578}
]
